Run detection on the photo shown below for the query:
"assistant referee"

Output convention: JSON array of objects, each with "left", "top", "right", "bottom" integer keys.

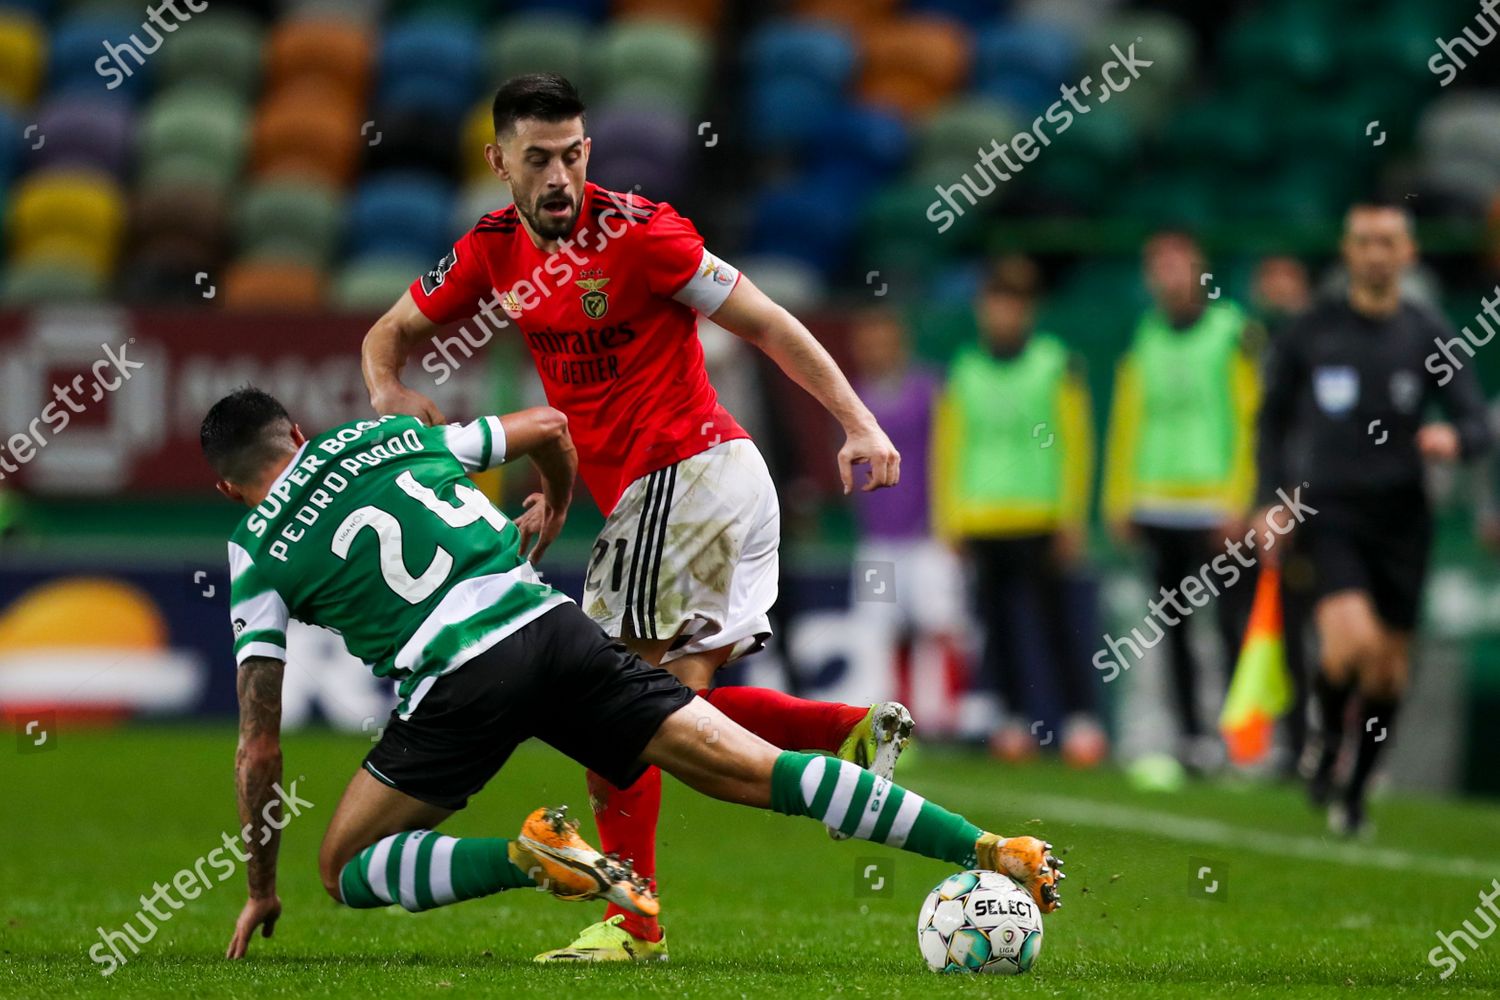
[{"left": 1255, "top": 202, "right": 1491, "bottom": 837}]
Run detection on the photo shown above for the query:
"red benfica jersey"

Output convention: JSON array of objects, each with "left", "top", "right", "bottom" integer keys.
[{"left": 409, "top": 183, "right": 750, "bottom": 514}]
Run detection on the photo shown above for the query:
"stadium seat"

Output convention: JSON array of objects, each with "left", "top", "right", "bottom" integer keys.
[
  {"left": 860, "top": 180, "right": 981, "bottom": 268},
  {"left": 587, "top": 104, "right": 692, "bottom": 204},
  {"left": 9, "top": 169, "right": 126, "bottom": 276},
  {"left": 745, "top": 20, "right": 857, "bottom": 94},
  {"left": 1091, "top": 9, "right": 1193, "bottom": 87},
  {"left": 131, "top": 186, "right": 228, "bottom": 263},
  {"left": 251, "top": 83, "right": 364, "bottom": 187},
  {"left": 509, "top": 0, "right": 607, "bottom": 20},
  {"left": 333, "top": 254, "right": 429, "bottom": 311},
  {"left": 285, "top": 0, "right": 385, "bottom": 25},
  {"left": 154, "top": 10, "right": 264, "bottom": 99},
  {"left": 733, "top": 254, "right": 827, "bottom": 313},
  {"left": 794, "top": 0, "right": 901, "bottom": 32},
  {"left": 138, "top": 87, "right": 249, "bottom": 196},
  {"left": 237, "top": 180, "right": 345, "bottom": 267},
  {"left": 459, "top": 101, "right": 496, "bottom": 183},
  {"left": 364, "top": 102, "right": 462, "bottom": 177},
  {"left": 51, "top": 15, "right": 154, "bottom": 99},
  {"left": 1115, "top": 171, "right": 1220, "bottom": 230},
  {"left": 616, "top": 0, "right": 724, "bottom": 32},
  {"left": 1158, "top": 96, "right": 1268, "bottom": 173},
  {"left": 914, "top": 97, "right": 1019, "bottom": 188},
  {"left": 0, "top": 103, "right": 21, "bottom": 187},
  {"left": 378, "top": 17, "right": 482, "bottom": 115},
  {"left": 222, "top": 258, "right": 326, "bottom": 309},
  {"left": 1221, "top": 6, "right": 1336, "bottom": 91},
  {"left": 485, "top": 12, "right": 592, "bottom": 87},
  {"left": 972, "top": 19, "right": 1079, "bottom": 110},
  {"left": 1420, "top": 94, "right": 1500, "bottom": 174},
  {"left": 858, "top": 16, "right": 971, "bottom": 117},
  {"left": 453, "top": 176, "right": 512, "bottom": 235},
  {"left": 910, "top": 0, "right": 1013, "bottom": 21},
  {"left": 748, "top": 170, "right": 861, "bottom": 276},
  {"left": 116, "top": 233, "right": 225, "bottom": 304},
  {"left": 389, "top": 0, "right": 501, "bottom": 26},
  {"left": 264, "top": 19, "right": 374, "bottom": 105},
  {"left": 745, "top": 77, "right": 841, "bottom": 153},
  {"left": 0, "top": 9, "right": 45, "bottom": 107},
  {"left": 347, "top": 172, "right": 455, "bottom": 262},
  {"left": 810, "top": 103, "right": 911, "bottom": 184},
  {"left": 594, "top": 18, "right": 712, "bottom": 115},
  {"left": 32, "top": 97, "right": 135, "bottom": 178},
  {"left": 1, "top": 254, "right": 106, "bottom": 304}
]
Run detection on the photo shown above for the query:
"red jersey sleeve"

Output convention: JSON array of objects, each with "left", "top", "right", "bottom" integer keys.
[
  {"left": 639, "top": 206, "right": 742, "bottom": 314},
  {"left": 408, "top": 229, "right": 493, "bottom": 324}
]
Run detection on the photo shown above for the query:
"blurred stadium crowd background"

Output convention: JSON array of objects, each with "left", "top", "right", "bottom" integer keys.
[{"left": 4, "top": 0, "right": 1500, "bottom": 800}]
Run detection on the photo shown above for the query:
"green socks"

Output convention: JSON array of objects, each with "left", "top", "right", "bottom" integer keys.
[
  {"left": 338, "top": 832, "right": 535, "bottom": 911},
  {"left": 770, "top": 751, "right": 982, "bottom": 867}
]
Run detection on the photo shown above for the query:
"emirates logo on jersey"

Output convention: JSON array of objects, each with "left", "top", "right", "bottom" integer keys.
[{"left": 576, "top": 277, "right": 610, "bottom": 319}]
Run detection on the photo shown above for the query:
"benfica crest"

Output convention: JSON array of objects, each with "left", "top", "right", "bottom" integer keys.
[{"left": 576, "top": 277, "right": 610, "bottom": 319}]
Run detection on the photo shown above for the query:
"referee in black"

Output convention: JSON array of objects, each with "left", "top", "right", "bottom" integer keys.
[{"left": 1255, "top": 202, "right": 1491, "bottom": 837}]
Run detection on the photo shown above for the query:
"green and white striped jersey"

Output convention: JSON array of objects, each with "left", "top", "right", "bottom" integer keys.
[{"left": 227, "top": 414, "right": 569, "bottom": 716}]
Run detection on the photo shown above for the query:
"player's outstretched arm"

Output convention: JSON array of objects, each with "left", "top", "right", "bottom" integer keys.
[
  {"left": 711, "top": 276, "right": 900, "bottom": 494},
  {"left": 362, "top": 291, "right": 447, "bottom": 426},
  {"left": 500, "top": 408, "right": 577, "bottom": 562},
  {"left": 226, "top": 656, "right": 285, "bottom": 960}
]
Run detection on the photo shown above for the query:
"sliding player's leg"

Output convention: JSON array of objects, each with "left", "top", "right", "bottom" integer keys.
[
  {"left": 638, "top": 696, "right": 1064, "bottom": 911},
  {"left": 320, "top": 766, "right": 656, "bottom": 917}
]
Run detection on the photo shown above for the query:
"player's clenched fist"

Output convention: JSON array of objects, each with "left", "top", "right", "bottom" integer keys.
[
  {"left": 839, "top": 423, "right": 901, "bottom": 494},
  {"left": 369, "top": 383, "right": 446, "bottom": 427},
  {"left": 226, "top": 894, "right": 281, "bottom": 959}
]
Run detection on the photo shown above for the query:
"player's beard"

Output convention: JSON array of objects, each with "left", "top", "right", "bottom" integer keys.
[{"left": 521, "top": 190, "right": 580, "bottom": 241}]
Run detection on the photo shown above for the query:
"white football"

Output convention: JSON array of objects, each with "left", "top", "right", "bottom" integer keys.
[{"left": 916, "top": 869, "right": 1043, "bottom": 974}]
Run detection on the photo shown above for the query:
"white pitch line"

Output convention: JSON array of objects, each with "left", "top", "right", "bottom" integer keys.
[{"left": 1005, "top": 793, "right": 1500, "bottom": 881}]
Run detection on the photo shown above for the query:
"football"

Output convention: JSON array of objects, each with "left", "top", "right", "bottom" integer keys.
[{"left": 917, "top": 870, "right": 1044, "bottom": 975}]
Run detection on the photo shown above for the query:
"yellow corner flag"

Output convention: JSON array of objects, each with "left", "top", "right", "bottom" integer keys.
[{"left": 1219, "top": 566, "right": 1292, "bottom": 766}]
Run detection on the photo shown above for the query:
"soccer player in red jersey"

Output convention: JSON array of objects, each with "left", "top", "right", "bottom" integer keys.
[{"left": 361, "top": 75, "right": 915, "bottom": 961}]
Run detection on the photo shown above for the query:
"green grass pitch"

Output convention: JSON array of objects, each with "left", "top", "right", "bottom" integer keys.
[{"left": 4, "top": 725, "right": 1500, "bottom": 998}]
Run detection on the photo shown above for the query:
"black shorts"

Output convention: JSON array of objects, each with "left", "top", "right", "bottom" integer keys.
[
  {"left": 363, "top": 603, "right": 695, "bottom": 810},
  {"left": 1295, "top": 487, "right": 1432, "bottom": 631}
]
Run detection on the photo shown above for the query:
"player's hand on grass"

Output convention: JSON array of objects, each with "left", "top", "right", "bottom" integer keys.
[
  {"left": 516, "top": 492, "right": 566, "bottom": 563},
  {"left": 1417, "top": 422, "right": 1461, "bottom": 462},
  {"left": 226, "top": 894, "right": 281, "bottom": 959},
  {"left": 369, "top": 383, "right": 446, "bottom": 426},
  {"left": 839, "top": 423, "right": 900, "bottom": 494}
]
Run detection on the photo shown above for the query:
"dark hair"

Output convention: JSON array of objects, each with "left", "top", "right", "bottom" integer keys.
[
  {"left": 200, "top": 386, "right": 294, "bottom": 483},
  {"left": 491, "top": 73, "right": 586, "bottom": 136},
  {"left": 983, "top": 254, "right": 1041, "bottom": 299},
  {"left": 1346, "top": 199, "right": 1414, "bottom": 233}
]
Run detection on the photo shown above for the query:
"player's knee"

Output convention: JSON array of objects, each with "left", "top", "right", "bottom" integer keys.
[{"left": 317, "top": 844, "right": 353, "bottom": 903}]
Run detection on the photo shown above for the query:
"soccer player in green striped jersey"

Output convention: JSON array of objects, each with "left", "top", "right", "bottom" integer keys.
[{"left": 202, "top": 388, "right": 1062, "bottom": 961}]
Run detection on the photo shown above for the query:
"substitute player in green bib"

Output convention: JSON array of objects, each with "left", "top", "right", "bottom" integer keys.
[{"left": 204, "top": 388, "right": 1063, "bottom": 961}]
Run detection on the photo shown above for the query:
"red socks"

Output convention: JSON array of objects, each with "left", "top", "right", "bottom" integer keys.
[
  {"left": 588, "top": 766, "right": 663, "bottom": 942},
  {"left": 587, "top": 687, "right": 866, "bottom": 944},
  {"left": 703, "top": 685, "right": 868, "bottom": 753}
]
